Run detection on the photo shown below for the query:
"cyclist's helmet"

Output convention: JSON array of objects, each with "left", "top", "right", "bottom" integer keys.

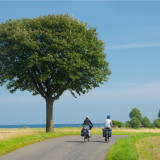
[
  {"left": 86, "top": 116, "right": 89, "bottom": 119},
  {"left": 107, "top": 115, "right": 111, "bottom": 118}
]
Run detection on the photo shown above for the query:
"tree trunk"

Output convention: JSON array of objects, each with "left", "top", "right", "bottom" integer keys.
[{"left": 46, "top": 98, "right": 54, "bottom": 132}]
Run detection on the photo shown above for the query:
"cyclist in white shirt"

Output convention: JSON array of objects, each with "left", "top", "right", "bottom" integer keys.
[{"left": 105, "top": 115, "right": 112, "bottom": 130}]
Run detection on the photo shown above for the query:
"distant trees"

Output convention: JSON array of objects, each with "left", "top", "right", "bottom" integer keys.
[
  {"left": 112, "top": 120, "right": 123, "bottom": 128},
  {"left": 126, "top": 108, "right": 142, "bottom": 128},
  {"left": 124, "top": 108, "right": 160, "bottom": 129},
  {"left": 124, "top": 121, "right": 131, "bottom": 128},
  {"left": 124, "top": 108, "right": 151, "bottom": 128},
  {"left": 130, "top": 117, "right": 140, "bottom": 129},
  {"left": 111, "top": 108, "right": 160, "bottom": 129},
  {"left": 158, "top": 109, "right": 160, "bottom": 119},
  {"left": 141, "top": 116, "right": 152, "bottom": 128},
  {"left": 110, "top": 108, "right": 160, "bottom": 129},
  {"left": 153, "top": 119, "right": 160, "bottom": 128},
  {"left": 153, "top": 109, "right": 160, "bottom": 128},
  {"left": 129, "top": 108, "right": 142, "bottom": 122}
]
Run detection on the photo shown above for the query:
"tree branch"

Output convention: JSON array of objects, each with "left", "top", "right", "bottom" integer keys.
[
  {"left": 32, "top": 78, "right": 46, "bottom": 99},
  {"left": 53, "top": 89, "right": 65, "bottom": 101}
]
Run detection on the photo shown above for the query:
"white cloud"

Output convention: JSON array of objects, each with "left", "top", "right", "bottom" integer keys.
[
  {"left": 107, "top": 42, "right": 160, "bottom": 50},
  {"left": 75, "top": 82, "right": 160, "bottom": 101},
  {"left": 1, "top": 82, "right": 160, "bottom": 105},
  {"left": 1, "top": 82, "right": 160, "bottom": 124}
]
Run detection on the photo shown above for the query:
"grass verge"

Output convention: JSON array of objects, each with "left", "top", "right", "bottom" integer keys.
[
  {"left": 105, "top": 132, "right": 160, "bottom": 160},
  {"left": 136, "top": 136, "right": 160, "bottom": 160}
]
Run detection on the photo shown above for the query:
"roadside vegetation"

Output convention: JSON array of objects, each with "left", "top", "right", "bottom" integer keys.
[
  {"left": 106, "top": 132, "right": 160, "bottom": 160},
  {"left": 0, "top": 109, "right": 160, "bottom": 158},
  {"left": 105, "top": 108, "right": 160, "bottom": 160},
  {"left": 0, "top": 127, "right": 160, "bottom": 159}
]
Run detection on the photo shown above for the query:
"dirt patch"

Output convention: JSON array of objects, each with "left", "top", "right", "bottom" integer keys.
[
  {"left": 113, "top": 128, "right": 160, "bottom": 133},
  {"left": 0, "top": 129, "right": 44, "bottom": 141},
  {"left": 136, "top": 136, "right": 160, "bottom": 160}
]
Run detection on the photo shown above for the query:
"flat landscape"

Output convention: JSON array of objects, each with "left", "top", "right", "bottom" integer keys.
[{"left": 0, "top": 128, "right": 160, "bottom": 160}]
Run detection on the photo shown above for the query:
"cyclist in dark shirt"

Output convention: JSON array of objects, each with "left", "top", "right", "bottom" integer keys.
[{"left": 83, "top": 116, "right": 93, "bottom": 130}]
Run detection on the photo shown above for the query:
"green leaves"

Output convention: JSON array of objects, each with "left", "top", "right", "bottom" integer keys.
[
  {"left": 129, "top": 108, "right": 142, "bottom": 122},
  {"left": 0, "top": 14, "right": 111, "bottom": 99},
  {"left": 158, "top": 109, "right": 160, "bottom": 119},
  {"left": 141, "top": 116, "right": 152, "bottom": 128},
  {"left": 130, "top": 117, "right": 140, "bottom": 129}
]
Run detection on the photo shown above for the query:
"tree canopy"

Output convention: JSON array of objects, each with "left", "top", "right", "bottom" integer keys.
[
  {"left": 129, "top": 108, "right": 142, "bottom": 122},
  {"left": 0, "top": 14, "right": 111, "bottom": 132},
  {"left": 141, "top": 116, "right": 152, "bottom": 128},
  {"left": 130, "top": 117, "right": 140, "bottom": 129},
  {"left": 158, "top": 109, "right": 160, "bottom": 119},
  {"left": 154, "top": 119, "right": 160, "bottom": 128},
  {"left": 112, "top": 120, "right": 123, "bottom": 128},
  {"left": 0, "top": 14, "right": 111, "bottom": 98}
]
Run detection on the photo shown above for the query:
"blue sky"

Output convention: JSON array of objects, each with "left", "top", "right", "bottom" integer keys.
[{"left": 0, "top": 1, "right": 160, "bottom": 125}]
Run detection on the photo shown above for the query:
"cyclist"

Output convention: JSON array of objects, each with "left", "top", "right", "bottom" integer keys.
[
  {"left": 82, "top": 116, "right": 93, "bottom": 136},
  {"left": 105, "top": 115, "right": 112, "bottom": 136}
]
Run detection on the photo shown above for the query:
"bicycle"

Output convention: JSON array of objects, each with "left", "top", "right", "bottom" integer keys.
[{"left": 81, "top": 125, "right": 91, "bottom": 143}]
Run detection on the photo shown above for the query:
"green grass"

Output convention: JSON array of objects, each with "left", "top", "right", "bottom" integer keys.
[{"left": 106, "top": 132, "right": 160, "bottom": 160}]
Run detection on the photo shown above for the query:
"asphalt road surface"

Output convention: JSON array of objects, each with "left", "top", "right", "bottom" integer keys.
[{"left": 0, "top": 135, "right": 129, "bottom": 160}]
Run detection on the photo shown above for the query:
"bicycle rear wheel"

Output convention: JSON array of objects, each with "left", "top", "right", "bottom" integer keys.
[{"left": 105, "top": 131, "right": 109, "bottom": 142}]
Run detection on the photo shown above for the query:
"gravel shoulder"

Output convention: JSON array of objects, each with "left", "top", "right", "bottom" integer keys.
[{"left": 0, "top": 135, "right": 129, "bottom": 160}]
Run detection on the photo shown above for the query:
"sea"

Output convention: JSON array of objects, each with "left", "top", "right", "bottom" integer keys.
[{"left": 0, "top": 123, "right": 104, "bottom": 129}]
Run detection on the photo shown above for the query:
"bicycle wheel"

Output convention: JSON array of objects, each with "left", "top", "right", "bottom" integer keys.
[
  {"left": 107, "top": 134, "right": 110, "bottom": 142},
  {"left": 105, "top": 131, "right": 109, "bottom": 143}
]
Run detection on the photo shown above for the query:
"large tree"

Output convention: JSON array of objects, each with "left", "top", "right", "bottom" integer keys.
[{"left": 0, "top": 14, "right": 111, "bottom": 132}]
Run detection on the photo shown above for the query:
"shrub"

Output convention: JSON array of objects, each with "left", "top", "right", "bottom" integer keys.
[
  {"left": 130, "top": 117, "right": 140, "bottom": 128},
  {"left": 129, "top": 108, "right": 142, "bottom": 122},
  {"left": 141, "top": 116, "right": 152, "bottom": 128},
  {"left": 123, "top": 121, "right": 131, "bottom": 128},
  {"left": 112, "top": 120, "right": 123, "bottom": 128},
  {"left": 158, "top": 109, "right": 160, "bottom": 119},
  {"left": 154, "top": 119, "right": 160, "bottom": 128}
]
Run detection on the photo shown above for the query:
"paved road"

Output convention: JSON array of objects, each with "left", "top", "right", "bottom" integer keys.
[{"left": 0, "top": 135, "right": 129, "bottom": 160}]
